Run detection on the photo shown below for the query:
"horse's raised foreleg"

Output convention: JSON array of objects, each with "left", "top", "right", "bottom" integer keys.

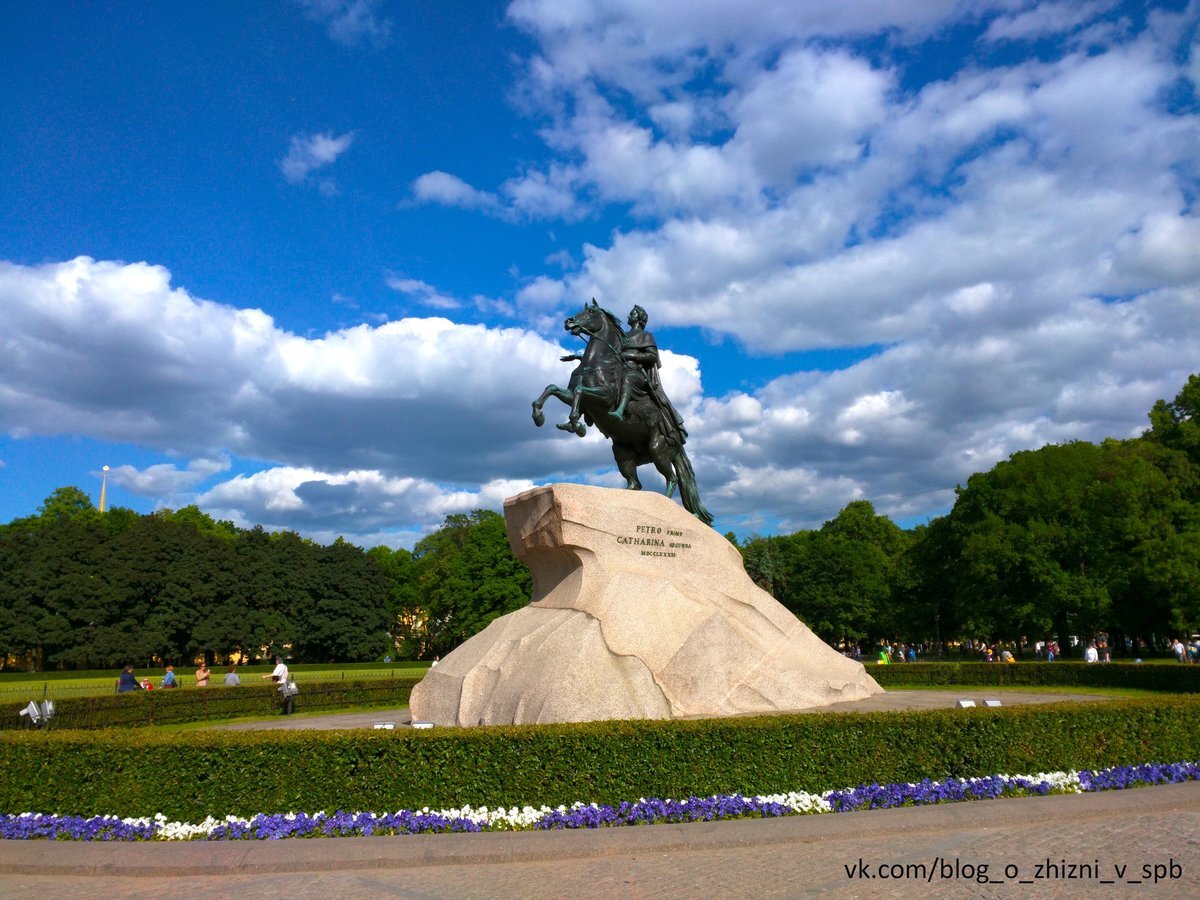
[
  {"left": 556, "top": 385, "right": 612, "bottom": 436},
  {"left": 532, "top": 384, "right": 575, "bottom": 428}
]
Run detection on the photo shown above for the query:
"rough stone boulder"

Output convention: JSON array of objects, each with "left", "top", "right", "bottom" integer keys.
[{"left": 409, "top": 483, "right": 882, "bottom": 726}]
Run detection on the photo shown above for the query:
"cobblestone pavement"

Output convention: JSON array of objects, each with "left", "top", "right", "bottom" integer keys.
[{"left": 2, "top": 781, "right": 1196, "bottom": 898}]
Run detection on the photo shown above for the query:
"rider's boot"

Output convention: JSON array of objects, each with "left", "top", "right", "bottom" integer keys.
[{"left": 612, "top": 384, "right": 632, "bottom": 421}]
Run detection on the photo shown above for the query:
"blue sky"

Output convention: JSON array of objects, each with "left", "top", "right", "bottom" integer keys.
[{"left": 2, "top": 0, "right": 1198, "bottom": 547}]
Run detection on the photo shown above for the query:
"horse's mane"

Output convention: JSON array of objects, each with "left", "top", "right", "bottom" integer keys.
[{"left": 594, "top": 305, "right": 626, "bottom": 338}]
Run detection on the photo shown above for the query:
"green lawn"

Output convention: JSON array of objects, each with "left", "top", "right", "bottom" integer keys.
[
  {"left": 0, "top": 662, "right": 430, "bottom": 701},
  {"left": 148, "top": 682, "right": 1159, "bottom": 733}
]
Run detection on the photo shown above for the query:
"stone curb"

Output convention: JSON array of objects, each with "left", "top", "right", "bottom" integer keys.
[{"left": 2, "top": 780, "right": 1196, "bottom": 877}]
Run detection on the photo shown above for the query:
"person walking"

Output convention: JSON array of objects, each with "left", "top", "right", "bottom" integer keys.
[
  {"left": 1171, "top": 638, "right": 1187, "bottom": 664},
  {"left": 262, "top": 655, "right": 289, "bottom": 685},
  {"left": 262, "top": 655, "right": 295, "bottom": 713},
  {"left": 195, "top": 662, "right": 211, "bottom": 687}
]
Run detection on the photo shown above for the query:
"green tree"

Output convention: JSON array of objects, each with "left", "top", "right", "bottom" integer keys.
[
  {"left": 156, "top": 505, "right": 239, "bottom": 540},
  {"left": 367, "top": 544, "right": 424, "bottom": 657},
  {"left": 37, "top": 486, "right": 100, "bottom": 525},
  {"left": 777, "top": 502, "right": 910, "bottom": 644},
  {"left": 0, "top": 520, "right": 53, "bottom": 666},
  {"left": 290, "top": 538, "right": 391, "bottom": 662},
  {"left": 930, "top": 442, "right": 1111, "bottom": 649},
  {"left": 918, "top": 432, "right": 1200, "bottom": 651},
  {"left": 0, "top": 487, "right": 439, "bottom": 668},
  {"left": 1086, "top": 438, "right": 1200, "bottom": 638},
  {"left": 740, "top": 533, "right": 788, "bottom": 595},
  {"left": 1147, "top": 373, "right": 1200, "bottom": 468},
  {"left": 414, "top": 510, "right": 532, "bottom": 654}
]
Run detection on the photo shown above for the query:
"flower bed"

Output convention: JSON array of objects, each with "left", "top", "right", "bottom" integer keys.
[
  {"left": 5, "top": 697, "right": 1199, "bottom": 820},
  {"left": 4, "top": 761, "right": 1197, "bottom": 841}
]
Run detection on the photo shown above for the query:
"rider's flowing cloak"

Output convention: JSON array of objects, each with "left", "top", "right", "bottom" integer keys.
[{"left": 623, "top": 329, "right": 688, "bottom": 445}]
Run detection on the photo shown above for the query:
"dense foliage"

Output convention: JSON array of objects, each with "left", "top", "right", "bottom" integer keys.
[
  {"left": 742, "top": 500, "right": 916, "bottom": 644},
  {"left": 2, "top": 695, "right": 1197, "bottom": 819},
  {"left": 0, "top": 498, "right": 528, "bottom": 669}
]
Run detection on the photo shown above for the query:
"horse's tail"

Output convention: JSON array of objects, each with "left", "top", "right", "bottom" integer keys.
[{"left": 673, "top": 448, "right": 713, "bottom": 526}]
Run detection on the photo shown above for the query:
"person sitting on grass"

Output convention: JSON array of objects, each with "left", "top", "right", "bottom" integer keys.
[{"left": 115, "top": 663, "right": 143, "bottom": 693}]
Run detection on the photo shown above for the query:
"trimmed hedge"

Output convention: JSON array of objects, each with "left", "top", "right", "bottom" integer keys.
[
  {"left": 872, "top": 662, "right": 1200, "bottom": 692},
  {"left": 1, "top": 696, "right": 1197, "bottom": 820},
  {"left": 1, "top": 677, "right": 421, "bottom": 731},
  {"left": 10, "top": 663, "right": 1192, "bottom": 732}
]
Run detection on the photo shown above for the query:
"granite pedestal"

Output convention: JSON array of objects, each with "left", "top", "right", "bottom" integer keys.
[{"left": 409, "top": 484, "right": 882, "bottom": 726}]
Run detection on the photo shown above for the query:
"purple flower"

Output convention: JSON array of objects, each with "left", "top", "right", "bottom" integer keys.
[{"left": 5, "top": 759, "right": 1198, "bottom": 842}]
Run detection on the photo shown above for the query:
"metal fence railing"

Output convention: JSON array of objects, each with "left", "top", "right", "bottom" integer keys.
[
  {"left": 0, "top": 683, "right": 109, "bottom": 702},
  {"left": 0, "top": 669, "right": 424, "bottom": 703},
  {"left": 3, "top": 675, "right": 422, "bottom": 731}
]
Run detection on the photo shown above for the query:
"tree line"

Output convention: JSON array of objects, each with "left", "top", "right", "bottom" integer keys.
[
  {"left": 740, "top": 374, "right": 1200, "bottom": 655},
  {"left": 2, "top": 374, "right": 1196, "bottom": 669},
  {"left": 0, "top": 491, "right": 530, "bottom": 670}
]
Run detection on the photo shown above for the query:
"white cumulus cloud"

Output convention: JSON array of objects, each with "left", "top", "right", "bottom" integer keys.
[
  {"left": 280, "top": 131, "right": 356, "bottom": 190},
  {"left": 299, "top": 0, "right": 393, "bottom": 48}
]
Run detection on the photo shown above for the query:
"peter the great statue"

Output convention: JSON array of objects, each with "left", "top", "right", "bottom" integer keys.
[{"left": 531, "top": 300, "right": 712, "bottom": 525}]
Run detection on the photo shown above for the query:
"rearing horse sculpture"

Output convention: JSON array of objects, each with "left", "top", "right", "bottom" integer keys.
[{"left": 531, "top": 300, "right": 713, "bottom": 526}]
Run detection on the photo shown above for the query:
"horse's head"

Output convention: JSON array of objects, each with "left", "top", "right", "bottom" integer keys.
[{"left": 565, "top": 299, "right": 623, "bottom": 340}]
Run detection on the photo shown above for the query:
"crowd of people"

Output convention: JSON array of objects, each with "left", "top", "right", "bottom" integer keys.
[
  {"left": 115, "top": 657, "right": 289, "bottom": 692},
  {"left": 840, "top": 642, "right": 924, "bottom": 664},
  {"left": 836, "top": 634, "right": 1200, "bottom": 666},
  {"left": 1170, "top": 636, "right": 1200, "bottom": 663}
]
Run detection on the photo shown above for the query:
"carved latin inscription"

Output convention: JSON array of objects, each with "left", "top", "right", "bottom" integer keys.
[{"left": 615, "top": 523, "right": 693, "bottom": 558}]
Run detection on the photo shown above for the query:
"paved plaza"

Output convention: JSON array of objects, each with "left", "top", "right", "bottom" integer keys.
[
  {"left": 1, "top": 780, "right": 1196, "bottom": 897},
  {"left": 213, "top": 689, "right": 1112, "bottom": 731}
]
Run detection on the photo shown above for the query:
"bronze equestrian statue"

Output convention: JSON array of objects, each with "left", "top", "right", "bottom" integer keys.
[{"left": 531, "top": 300, "right": 713, "bottom": 525}]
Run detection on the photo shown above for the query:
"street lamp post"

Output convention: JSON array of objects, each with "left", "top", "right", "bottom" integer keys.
[{"left": 99, "top": 465, "right": 109, "bottom": 513}]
